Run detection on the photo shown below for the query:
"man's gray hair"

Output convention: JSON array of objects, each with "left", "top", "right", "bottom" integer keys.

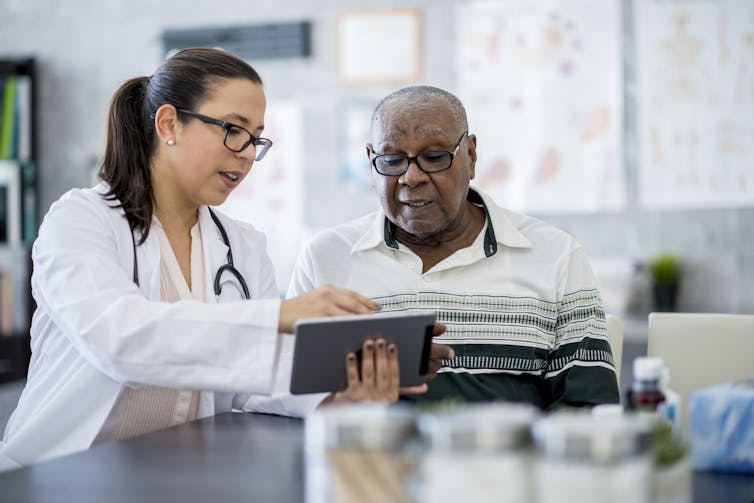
[{"left": 371, "top": 85, "right": 468, "bottom": 131}]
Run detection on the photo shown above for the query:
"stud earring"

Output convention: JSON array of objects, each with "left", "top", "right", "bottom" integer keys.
[{"left": 167, "top": 139, "right": 175, "bottom": 146}]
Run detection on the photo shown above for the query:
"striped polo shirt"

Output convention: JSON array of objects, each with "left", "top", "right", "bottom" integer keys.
[{"left": 287, "top": 187, "right": 619, "bottom": 409}]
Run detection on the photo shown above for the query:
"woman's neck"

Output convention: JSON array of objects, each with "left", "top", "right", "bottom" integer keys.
[
  {"left": 153, "top": 204, "right": 199, "bottom": 234},
  {"left": 151, "top": 175, "right": 199, "bottom": 234},
  {"left": 152, "top": 198, "right": 199, "bottom": 291}
]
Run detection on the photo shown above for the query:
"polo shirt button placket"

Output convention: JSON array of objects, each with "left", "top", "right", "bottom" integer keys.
[{"left": 407, "top": 262, "right": 419, "bottom": 276}]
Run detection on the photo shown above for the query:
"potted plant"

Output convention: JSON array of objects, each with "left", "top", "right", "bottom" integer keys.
[
  {"left": 648, "top": 253, "right": 681, "bottom": 312},
  {"left": 651, "top": 419, "right": 691, "bottom": 503}
]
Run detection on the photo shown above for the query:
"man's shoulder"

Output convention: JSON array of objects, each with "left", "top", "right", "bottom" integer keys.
[
  {"left": 306, "top": 212, "right": 378, "bottom": 251},
  {"left": 474, "top": 188, "right": 580, "bottom": 252},
  {"left": 507, "top": 209, "right": 573, "bottom": 240},
  {"left": 495, "top": 204, "right": 579, "bottom": 252}
]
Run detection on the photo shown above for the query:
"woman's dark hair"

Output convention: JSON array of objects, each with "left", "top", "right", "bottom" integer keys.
[{"left": 98, "top": 48, "right": 263, "bottom": 243}]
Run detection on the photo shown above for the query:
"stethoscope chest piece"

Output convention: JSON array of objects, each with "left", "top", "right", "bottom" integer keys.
[{"left": 131, "top": 208, "right": 251, "bottom": 300}]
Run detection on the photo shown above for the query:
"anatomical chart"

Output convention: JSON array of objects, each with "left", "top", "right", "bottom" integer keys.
[
  {"left": 456, "top": 0, "right": 625, "bottom": 213},
  {"left": 636, "top": 0, "right": 754, "bottom": 209}
]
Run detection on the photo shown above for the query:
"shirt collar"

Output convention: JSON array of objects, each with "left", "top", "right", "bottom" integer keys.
[
  {"left": 471, "top": 187, "right": 532, "bottom": 250},
  {"left": 351, "top": 186, "right": 532, "bottom": 254},
  {"left": 351, "top": 211, "right": 390, "bottom": 253}
]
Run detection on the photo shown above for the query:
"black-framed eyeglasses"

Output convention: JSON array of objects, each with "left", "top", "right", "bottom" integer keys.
[
  {"left": 368, "top": 132, "right": 469, "bottom": 176},
  {"left": 176, "top": 108, "right": 273, "bottom": 161}
]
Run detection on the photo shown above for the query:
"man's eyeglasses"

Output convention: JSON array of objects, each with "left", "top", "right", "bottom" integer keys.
[
  {"left": 368, "top": 132, "right": 468, "bottom": 176},
  {"left": 176, "top": 108, "right": 273, "bottom": 161}
]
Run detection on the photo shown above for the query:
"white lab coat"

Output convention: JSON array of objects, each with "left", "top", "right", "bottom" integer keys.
[{"left": 0, "top": 183, "right": 283, "bottom": 471}]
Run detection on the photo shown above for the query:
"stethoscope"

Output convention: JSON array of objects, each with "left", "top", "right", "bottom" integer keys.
[{"left": 130, "top": 207, "right": 251, "bottom": 300}]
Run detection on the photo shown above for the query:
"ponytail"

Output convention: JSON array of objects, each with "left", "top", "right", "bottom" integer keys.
[{"left": 98, "top": 76, "right": 154, "bottom": 243}]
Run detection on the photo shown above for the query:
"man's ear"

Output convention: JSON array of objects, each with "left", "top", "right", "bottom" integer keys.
[
  {"left": 366, "top": 144, "right": 376, "bottom": 188},
  {"left": 154, "top": 104, "right": 179, "bottom": 146},
  {"left": 467, "top": 133, "right": 478, "bottom": 180}
]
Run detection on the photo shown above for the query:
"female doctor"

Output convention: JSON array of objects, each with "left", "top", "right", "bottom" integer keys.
[{"left": 0, "top": 48, "right": 405, "bottom": 471}]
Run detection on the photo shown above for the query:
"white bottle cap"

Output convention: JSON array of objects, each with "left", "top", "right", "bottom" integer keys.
[
  {"left": 661, "top": 367, "right": 670, "bottom": 387},
  {"left": 633, "top": 356, "right": 664, "bottom": 380},
  {"left": 591, "top": 404, "right": 624, "bottom": 418}
]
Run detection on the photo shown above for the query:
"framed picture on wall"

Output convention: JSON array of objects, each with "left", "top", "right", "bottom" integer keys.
[
  {"left": 336, "top": 8, "right": 422, "bottom": 85},
  {"left": 0, "top": 161, "right": 21, "bottom": 246}
]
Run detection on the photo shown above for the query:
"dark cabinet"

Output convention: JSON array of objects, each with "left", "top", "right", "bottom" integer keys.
[{"left": 0, "top": 58, "right": 38, "bottom": 383}]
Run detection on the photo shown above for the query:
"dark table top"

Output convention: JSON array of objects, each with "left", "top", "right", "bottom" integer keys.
[
  {"left": 0, "top": 412, "right": 752, "bottom": 503},
  {"left": 0, "top": 413, "right": 305, "bottom": 503}
]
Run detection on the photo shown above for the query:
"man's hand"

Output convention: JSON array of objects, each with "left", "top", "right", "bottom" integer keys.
[{"left": 426, "top": 322, "right": 454, "bottom": 382}]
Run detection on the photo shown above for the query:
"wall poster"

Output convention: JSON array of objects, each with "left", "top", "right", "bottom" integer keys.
[
  {"left": 456, "top": 0, "right": 625, "bottom": 213},
  {"left": 636, "top": 0, "right": 754, "bottom": 209}
]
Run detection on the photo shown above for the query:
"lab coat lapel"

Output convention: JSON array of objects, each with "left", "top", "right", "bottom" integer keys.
[
  {"left": 198, "top": 206, "right": 229, "bottom": 305},
  {"left": 130, "top": 222, "right": 161, "bottom": 301},
  {"left": 197, "top": 206, "right": 233, "bottom": 416}
]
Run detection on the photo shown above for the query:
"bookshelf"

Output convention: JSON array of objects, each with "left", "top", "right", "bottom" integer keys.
[{"left": 0, "top": 58, "right": 37, "bottom": 383}]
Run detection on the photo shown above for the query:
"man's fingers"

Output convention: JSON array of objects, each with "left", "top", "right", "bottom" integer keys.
[
  {"left": 426, "top": 361, "right": 443, "bottom": 382},
  {"left": 425, "top": 342, "right": 453, "bottom": 383},
  {"left": 429, "top": 342, "right": 455, "bottom": 361},
  {"left": 399, "top": 384, "right": 428, "bottom": 395},
  {"left": 432, "top": 322, "right": 446, "bottom": 337}
]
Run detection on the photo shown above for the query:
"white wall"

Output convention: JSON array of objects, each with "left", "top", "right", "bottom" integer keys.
[{"left": 1, "top": 0, "right": 753, "bottom": 313}]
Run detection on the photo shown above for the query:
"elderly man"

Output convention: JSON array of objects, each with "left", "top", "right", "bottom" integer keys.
[{"left": 287, "top": 86, "right": 619, "bottom": 408}]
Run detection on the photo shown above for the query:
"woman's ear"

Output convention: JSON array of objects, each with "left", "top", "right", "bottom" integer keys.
[{"left": 154, "top": 104, "right": 179, "bottom": 146}]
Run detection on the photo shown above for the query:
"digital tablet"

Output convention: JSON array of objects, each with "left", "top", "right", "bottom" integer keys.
[{"left": 290, "top": 310, "right": 436, "bottom": 395}]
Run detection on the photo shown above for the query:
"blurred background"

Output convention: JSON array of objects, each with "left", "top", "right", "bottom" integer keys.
[{"left": 0, "top": 0, "right": 752, "bottom": 340}]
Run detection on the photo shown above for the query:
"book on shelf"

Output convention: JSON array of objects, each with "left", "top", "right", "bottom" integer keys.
[
  {"left": 0, "top": 60, "right": 35, "bottom": 341},
  {"left": 0, "top": 76, "right": 15, "bottom": 158},
  {"left": 21, "top": 161, "right": 36, "bottom": 244},
  {"left": 0, "top": 74, "right": 32, "bottom": 162},
  {"left": 0, "top": 269, "right": 12, "bottom": 335},
  {"left": 0, "top": 160, "right": 22, "bottom": 246},
  {"left": 15, "top": 75, "right": 32, "bottom": 161}
]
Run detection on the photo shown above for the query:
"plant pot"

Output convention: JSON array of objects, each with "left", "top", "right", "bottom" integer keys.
[{"left": 653, "top": 283, "right": 679, "bottom": 312}]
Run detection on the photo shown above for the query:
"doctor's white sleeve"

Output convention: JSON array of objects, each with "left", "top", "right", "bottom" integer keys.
[
  {"left": 31, "top": 191, "right": 281, "bottom": 395},
  {"left": 241, "top": 246, "right": 328, "bottom": 417}
]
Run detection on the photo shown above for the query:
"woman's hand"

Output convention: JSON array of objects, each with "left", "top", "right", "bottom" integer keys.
[
  {"left": 278, "top": 284, "right": 379, "bottom": 333},
  {"left": 320, "top": 323, "right": 456, "bottom": 406},
  {"left": 321, "top": 337, "right": 401, "bottom": 405}
]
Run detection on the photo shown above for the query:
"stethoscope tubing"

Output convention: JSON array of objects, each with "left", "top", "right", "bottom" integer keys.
[{"left": 130, "top": 208, "right": 251, "bottom": 300}]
